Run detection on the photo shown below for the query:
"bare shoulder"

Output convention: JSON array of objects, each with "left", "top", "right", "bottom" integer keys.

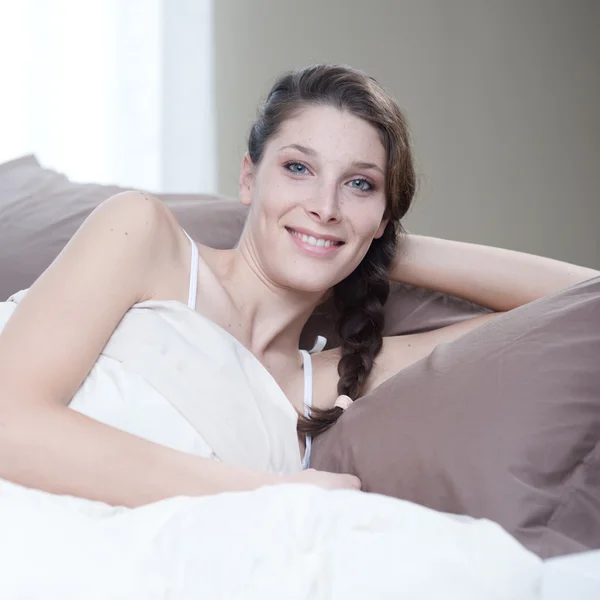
[
  {"left": 86, "top": 190, "right": 182, "bottom": 252},
  {"left": 76, "top": 190, "right": 190, "bottom": 294},
  {"left": 311, "top": 311, "right": 504, "bottom": 408}
]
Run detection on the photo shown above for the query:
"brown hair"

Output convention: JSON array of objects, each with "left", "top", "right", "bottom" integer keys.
[{"left": 247, "top": 64, "right": 416, "bottom": 437}]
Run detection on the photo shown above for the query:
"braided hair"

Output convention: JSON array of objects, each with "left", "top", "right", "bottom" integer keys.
[{"left": 247, "top": 64, "right": 416, "bottom": 437}]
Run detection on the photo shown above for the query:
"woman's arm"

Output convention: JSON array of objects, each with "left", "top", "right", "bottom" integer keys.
[
  {"left": 390, "top": 234, "right": 600, "bottom": 312},
  {"left": 2, "top": 404, "right": 280, "bottom": 506},
  {"left": 0, "top": 192, "right": 357, "bottom": 507}
]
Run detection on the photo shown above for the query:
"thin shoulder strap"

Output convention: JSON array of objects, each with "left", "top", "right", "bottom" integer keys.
[
  {"left": 299, "top": 349, "right": 313, "bottom": 470},
  {"left": 309, "top": 335, "right": 327, "bottom": 353},
  {"left": 183, "top": 230, "right": 199, "bottom": 311}
]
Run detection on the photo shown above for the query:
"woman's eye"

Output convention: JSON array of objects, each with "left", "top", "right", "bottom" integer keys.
[
  {"left": 348, "top": 178, "right": 372, "bottom": 192},
  {"left": 285, "top": 162, "right": 309, "bottom": 175}
]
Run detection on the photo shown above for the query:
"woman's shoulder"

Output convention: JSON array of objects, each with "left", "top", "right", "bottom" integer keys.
[
  {"left": 89, "top": 191, "right": 191, "bottom": 273},
  {"left": 93, "top": 191, "right": 183, "bottom": 242},
  {"left": 94, "top": 191, "right": 202, "bottom": 301}
]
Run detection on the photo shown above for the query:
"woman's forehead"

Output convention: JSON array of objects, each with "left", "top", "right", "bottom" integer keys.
[{"left": 267, "top": 105, "right": 386, "bottom": 167}]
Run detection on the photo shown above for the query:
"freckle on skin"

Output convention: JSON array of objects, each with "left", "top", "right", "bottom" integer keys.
[{"left": 124, "top": 232, "right": 128, "bottom": 236}]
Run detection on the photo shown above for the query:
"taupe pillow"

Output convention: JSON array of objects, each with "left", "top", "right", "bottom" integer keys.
[
  {"left": 0, "top": 155, "right": 247, "bottom": 301},
  {"left": 301, "top": 283, "right": 491, "bottom": 351},
  {"left": 311, "top": 276, "right": 600, "bottom": 559}
]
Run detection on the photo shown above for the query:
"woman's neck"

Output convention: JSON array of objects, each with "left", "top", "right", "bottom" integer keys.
[{"left": 209, "top": 246, "right": 324, "bottom": 362}]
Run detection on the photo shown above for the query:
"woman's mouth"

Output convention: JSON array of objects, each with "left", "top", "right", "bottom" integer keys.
[{"left": 285, "top": 227, "right": 344, "bottom": 255}]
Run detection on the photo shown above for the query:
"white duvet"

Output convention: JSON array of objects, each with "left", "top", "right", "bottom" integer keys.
[
  {"left": 0, "top": 478, "right": 542, "bottom": 599},
  {"left": 0, "top": 293, "right": 542, "bottom": 598}
]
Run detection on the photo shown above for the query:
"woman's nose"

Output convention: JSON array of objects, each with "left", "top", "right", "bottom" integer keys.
[{"left": 306, "top": 184, "right": 341, "bottom": 223}]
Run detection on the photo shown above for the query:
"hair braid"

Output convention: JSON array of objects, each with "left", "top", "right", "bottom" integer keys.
[{"left": 296, "top": 223, "right": 399, "bottom": 437}]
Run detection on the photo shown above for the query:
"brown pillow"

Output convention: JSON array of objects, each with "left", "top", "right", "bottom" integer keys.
[
  {"left": 0, "top": 155, "right": 247, "bottom": 301},
  {"left": 311, "top": 275, "right": 600, "bottom": 559},
  {"left": 0, "top": 155, "right": 489, "bottom": 340},
  {"left": 300, "top": 283, "right": 491, "bottom": 351}
]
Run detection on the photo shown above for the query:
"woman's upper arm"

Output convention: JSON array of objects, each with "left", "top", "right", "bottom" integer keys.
[
  {"left": 0, "top": 191, "right": 176, "bottom": 410},
  {"left": 365, "top": 312, "right": 505, "bottom": 394}
]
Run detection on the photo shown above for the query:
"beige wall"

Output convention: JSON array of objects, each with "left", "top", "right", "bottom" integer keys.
[{"left": 214, "top": 1, "right": 599, "bottom": 267}]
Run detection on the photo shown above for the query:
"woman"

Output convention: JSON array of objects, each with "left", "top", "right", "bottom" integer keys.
[{"left": 0, "top": 64, "right": 597, "bottom": 510}]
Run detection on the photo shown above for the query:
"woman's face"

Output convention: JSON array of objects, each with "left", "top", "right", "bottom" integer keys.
[{"left": 239, "top": 104, "right": 389, "bottom": 294}]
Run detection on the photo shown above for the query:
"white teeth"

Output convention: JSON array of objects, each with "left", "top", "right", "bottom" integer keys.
[{"left": 290, "top": 229, "right": 338, "bottom": 248}]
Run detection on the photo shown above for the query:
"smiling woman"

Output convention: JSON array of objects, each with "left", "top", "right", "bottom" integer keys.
[
  {"left": 0, "top": 62, "right": 590, "bottom": 595},
  {"left": 0, "top": 63, "right": 594, "bottom": 514},
  {"left": 0, "top": 64, "right": 415, "bottom": 507}
]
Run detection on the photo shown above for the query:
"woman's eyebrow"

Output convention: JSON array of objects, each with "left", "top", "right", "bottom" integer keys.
[
  {"left": 278, "top": 143, "right": 317, "bottom": 156},
  {"left": 353, "top": 161, "right": 384, "bottom": 175},
  {"left": 279, "top": 144, "right": 384, "bottom": 174}
]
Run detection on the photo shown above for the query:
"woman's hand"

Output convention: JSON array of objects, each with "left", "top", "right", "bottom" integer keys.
[{"left": 281, "top": 468, "right": 361, "bottom": 491}]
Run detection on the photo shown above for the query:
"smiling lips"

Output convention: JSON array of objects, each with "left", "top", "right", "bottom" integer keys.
[{"left": 285, "top": 227, "right": 344, "bottom": 255}]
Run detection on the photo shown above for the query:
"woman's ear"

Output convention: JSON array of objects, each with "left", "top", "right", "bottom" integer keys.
[{"left": 239, "top": 153, "right": 255, "bottom": 207}]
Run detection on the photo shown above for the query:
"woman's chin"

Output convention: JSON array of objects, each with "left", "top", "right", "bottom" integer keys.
[{"left": 275, "top": 272, "right": 339, "bottom": 296}]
